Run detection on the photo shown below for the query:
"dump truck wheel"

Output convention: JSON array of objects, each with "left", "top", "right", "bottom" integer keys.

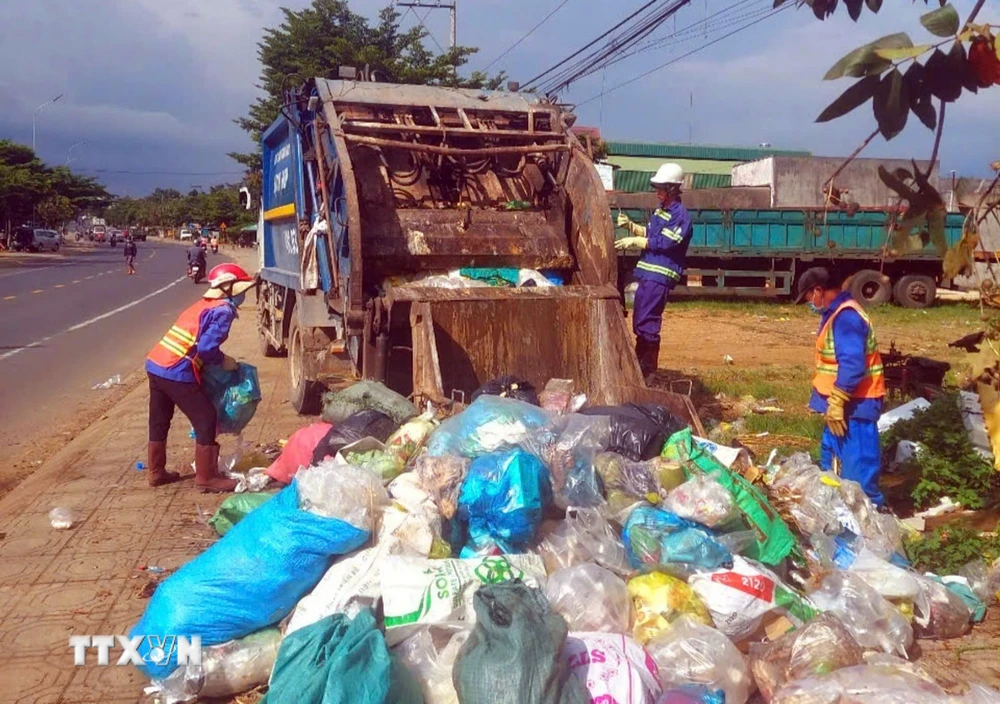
[
  {"left": 288, "top": 317, "right": 322, "bottom": 415},
  {"left": 849, "top": 269, "right": 891, "bottom": 307},
  {"left": 894, "top": 274, "right": 937, "bottom": 309}
]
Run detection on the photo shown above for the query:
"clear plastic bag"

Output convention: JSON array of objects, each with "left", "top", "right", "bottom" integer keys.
[
  {"left": 595, "top": 452, "right": 687, "bottom": 520},
  {"left": 539, "top": 378, "right": 575, "bottom": 414},
  {"left": 656, "top": 686, "right": 725, "bottom": 704},
  {"left": 771, "top": 663, "right": 950, "bottom": 704},
  {"left": 646, "top": 616, "right": 753, "bottom": 704},
  {"left": 296, "top": 460, "right": 389, "bottom": 531},
  {"left": 663, "top": 474, "right": 737, "bottom": 528},
  {"left": 395, "top": 625, "right": 471, "bottom": 704},
  {"left": 535, "top": 507, "right": 631, "bottom": 577},
  {"left": 521, "top": 414, "right": 609, "bottom": 508},
  {"left": 623, "top": 505, "right": 734, "bottom": 574},
  {"left": 768, "top": 458, "right": 843, "bottom": 536},
  {"left": 749, "top": 614, "right": 864, "bottom": 702},
  {"left": 384, "top": 411, "right": 438, "bottom": 464},
  {"left": 959, "top": 559, "right": 1000, "bottom": 605},
  {"left": 627, "top": 571, "right": 713, "bottom": 645},
  {"left": 49, "top": 507, "right": 76, "bottom": 530},
  {"left": 808, "top": 570, "right": 913, "bottom": 657},
  {"left": 413, "top": 454, "right": 470, "bottom": 520},
  {"left": 544, "top": 564, "right": 630, "bottom": 633},
  {"left": 425, "top": 395, "right": 552, "bottom": 458},
  {"left": 912, "top": 573, "right": 972, "bottom": 640},
  {"left": 153, "top": 628, "right": 282, "bottom": 703},
  {"left": 565, "top": 632, "right": 663, "bottom": 704}
]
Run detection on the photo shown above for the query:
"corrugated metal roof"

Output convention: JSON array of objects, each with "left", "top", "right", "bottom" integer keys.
[
  {"left": 613, "top": 170, "right": 732, "bottom": 193},
  {"left": 606, "top": 141, "right": 810, "bottom": 162}
]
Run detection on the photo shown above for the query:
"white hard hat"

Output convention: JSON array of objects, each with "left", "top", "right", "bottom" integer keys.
[{"left": 650, "top": 162, "right": 684, "bottom": 187}]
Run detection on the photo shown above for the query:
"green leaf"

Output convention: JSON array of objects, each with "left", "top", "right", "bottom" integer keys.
[
  {"left": 824, "top": 33, "right": 911, "bottom": 79},
  {"left": 923, "top": 48, "right": 963, "bottom": 102},
  {"left": 864, "top": 0, "right": 882, "bottom": 12},
  {"left": 874, "top": 45, "right": 932, "bottom": 60},
  {"left": 920, "top": 4, "right": 960, "bottom": 37},
  {"left": 845, "top": 0, "right": 863, "bottom": 21},
  {"left": 873, "top": 69, "right": 909, "bottom": 140},
  {"left": 816, "top": 75, "right": 881, "bottom": 122}
]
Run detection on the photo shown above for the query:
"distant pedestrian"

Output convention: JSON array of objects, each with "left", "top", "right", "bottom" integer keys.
[{"left": 124, "top": 236, "right": 138, "bottom": 275}]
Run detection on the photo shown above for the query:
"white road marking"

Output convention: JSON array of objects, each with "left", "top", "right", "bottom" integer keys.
[
  {"left": 0, "top": 276, "right": 186, "bottom": 363},
  {"left": 0, "top": 265, "right": 56, "bottom": 279}
]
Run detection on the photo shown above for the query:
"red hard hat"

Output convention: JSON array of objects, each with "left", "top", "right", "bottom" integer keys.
[{"left": 205, "top": 263, "right": 256, "bottom": 299}]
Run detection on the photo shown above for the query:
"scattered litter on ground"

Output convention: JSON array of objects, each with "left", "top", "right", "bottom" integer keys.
[
  {"left": 91, "top": 374, "right": 123, "bottom": 390},
  {"left": 48, "top": 507, "right": 76, "bottom": 530}
]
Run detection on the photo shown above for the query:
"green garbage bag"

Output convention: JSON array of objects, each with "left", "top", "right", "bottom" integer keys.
[
  {"left": 262, "top": 609, "right": 422, "bottom": 704},
  {"left": 662, "top": 428, "right": 796, "bottom": 566},
  {"left": 454, "top": 582, "right": 589, "bottom": 704},
  {"left": 208, "top": 492, "right": 276, "bottom": 536}
]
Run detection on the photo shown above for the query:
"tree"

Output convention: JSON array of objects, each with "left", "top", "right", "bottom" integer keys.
[
  {"left": 36, "top": 195, "right": 74, "bottom": 228},
  {"left": 230, "top": 0, "right": 503, "bottom": 172}
]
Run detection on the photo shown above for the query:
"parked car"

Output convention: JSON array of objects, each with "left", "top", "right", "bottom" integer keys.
[
  {"left": 132, "top": 229, "right": 147, "bottom": 242},
  {"left": 179, "top": 228, "right": 194, "bottom": 241},
  {"left": 12, "top": 227, "right": 61, "bottom": 252}
]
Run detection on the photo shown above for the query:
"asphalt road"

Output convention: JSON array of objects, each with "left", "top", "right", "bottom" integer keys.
[{"left": 0, "top": 239, "right": 231, "bottom": 453}]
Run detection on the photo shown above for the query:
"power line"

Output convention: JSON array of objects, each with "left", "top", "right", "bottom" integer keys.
[
  {"left": 575, "top": 4, "right": 791, "bottom": 107},
  {"left": 480, "top": 0, "right": 575, "bottom": 73}
]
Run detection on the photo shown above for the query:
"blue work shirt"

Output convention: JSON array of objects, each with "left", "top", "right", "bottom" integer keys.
[
  {"left": 146, "top": 302, "right": 237, "bottom": 383},
  {"left": 634, "top": 200, "right": 693, "bottom": 286},
  {"left": 809, "top": 291, "right": 883, "bottom": 421}
]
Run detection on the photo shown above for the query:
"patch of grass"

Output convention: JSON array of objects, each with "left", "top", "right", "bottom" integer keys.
[{"left": 905, "top": 525, "right": 1000, "bottom": 575}]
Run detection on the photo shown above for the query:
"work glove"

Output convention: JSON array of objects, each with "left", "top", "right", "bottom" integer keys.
[
  {"left": 616, "top": 212, "right": 632, "bottom": 228},
  {"left": 221, "top": 354, "right": 238, "bottom": 372},
  {"left": 615, "top": 236, "right": 648, "bottom": 251},
  {"left": 825, "top": 386, "right": 850, "bottom": 438}
]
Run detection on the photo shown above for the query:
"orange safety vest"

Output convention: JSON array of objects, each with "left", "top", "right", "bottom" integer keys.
[
  {"left": 147, "top": 298, "right": 229, "bottom": 377},
  {"left": 813, "top": 298, "right": 886, "bottom": 399}
]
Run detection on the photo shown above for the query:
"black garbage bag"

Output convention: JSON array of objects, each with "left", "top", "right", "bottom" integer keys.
[
  {"left": 311, "top": 410, "right": 398, "bottom": 465},
  {"left": 472, "top": 375, "right": 540, "bottom": 406},
  {"left": 453, "top": 582, "right": 589, "bottom": 704},
  {"left": 580, "top": 403, "right": 686, "bottom": 461}
]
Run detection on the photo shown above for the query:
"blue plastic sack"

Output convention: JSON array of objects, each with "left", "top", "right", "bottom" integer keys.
[
  {"left": 458, "top": 448, "right": 552, "bottom": 555},
  {"left": 202, "top": 362, "right": 262, "bottom": 434},
  {"left": 130, "top": 481, "right": 368, "bottom": 679},
  {"left": 623, "top": 505, "right": 734, "bottom": 573},
  {"left": 426, "top": 396, "right": 551, "bottom": 459}
]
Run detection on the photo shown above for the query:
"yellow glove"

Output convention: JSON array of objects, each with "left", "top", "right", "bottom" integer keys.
[
  {"left": 825, "top": 386, "right": 850, "bottom": 438},
  {"left": 616, "top": 212, "right": 647, "bottom": 237},
  {"left": 616, "top": 212, "right": 632, "bottom": 228},
  {"left": 221, "top": 354, "right": 238, "bottom": 372},
  {"left": 615, "top": 236, "right": 648, "bottom": 251}
]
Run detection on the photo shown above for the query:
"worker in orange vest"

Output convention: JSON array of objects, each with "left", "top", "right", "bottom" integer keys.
[
  {"left": 145, "top": 263, "right": 257, "bottom": 492},
  {"left": 797, "top": 267, "right": 887, "bottom": 508}
]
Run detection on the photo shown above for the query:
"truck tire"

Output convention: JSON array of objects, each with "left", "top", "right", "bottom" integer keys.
[
  {"left": 288, "top": 316, "right": 322, "bottom": 415},
  {"left": 894, "top": 274, "right": 937, "bottom": 309},
  {"left": 849, "top": 269, "right": 891, "bottom": 307}
]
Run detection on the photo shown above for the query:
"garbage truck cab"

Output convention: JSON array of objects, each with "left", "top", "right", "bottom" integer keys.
[{"left": 256, "top": 76, "right": 700, "bottom": 429}]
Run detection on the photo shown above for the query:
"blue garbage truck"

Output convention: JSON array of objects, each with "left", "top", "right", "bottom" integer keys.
[{"left": 256, "top": 77, "right": 700, "bottom": 426}]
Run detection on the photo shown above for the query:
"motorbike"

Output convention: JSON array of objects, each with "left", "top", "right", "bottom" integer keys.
[
  {"left": 189, "top": 262, "right": 205, "bottom": 284},
  {"left": 211, "top": 243, "right": 218, "bottom": 254}
]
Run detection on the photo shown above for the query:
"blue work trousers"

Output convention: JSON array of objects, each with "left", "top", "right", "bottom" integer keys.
[
  {"left": 633, "top": 278, "right": 673, "bottom": 345},
  {"left": 820, "top": 418, "right": 884, "bottom": 507}
]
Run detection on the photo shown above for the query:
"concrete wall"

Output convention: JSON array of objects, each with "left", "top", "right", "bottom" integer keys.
[
  {"left": 606, "top": 155, "right": 738, "bottom": 175},
  {"left": 731, "top": 156, "right": 940, "bottom": 209}
]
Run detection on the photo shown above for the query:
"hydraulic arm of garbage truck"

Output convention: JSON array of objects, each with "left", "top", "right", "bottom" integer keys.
[{"left": 260, "top": 78, "right": 701, "bottom": 431}]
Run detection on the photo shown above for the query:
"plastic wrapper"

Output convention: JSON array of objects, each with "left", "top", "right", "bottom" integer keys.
[
  {"left": 656, "top": 686, "right": 725, "bottom": 704},
  {"left": 623, "top": 505, "right": 734, "bottom": 574},
  {"left": 912, "top": 573, "right": 972, "bottom": 639},
  {"left": 153, "top": 628, "right": 282, "bottom": 703},
  {"left": 581, "top": 403, "right": 686, "bottom": 460},
  {"left": 540, "top": 378, "right": 575, "bottom": 414},
  {"left": 208, "top": 492, "right": 275, "bottom": 536},
  {"left": 663, "top": 474, "right": 737, "bottom": 529},
  {"left": 413, "top": 453, "right": 470, "bottom": 520},
  {"left": 768, "top": 459, "right": 844, "bottom": 536},
  {"left": 472, "top": 374, "right": 540, "bottom": 405},
  {"left": 940, "top": 576, "right": 987, "bottom": 623},
  {"left": 627, "top": 571, "right": 713, "bottom": 645},
  {"left": 265, "top": 422, "right": 331, "bottom": 484},
  {"left": 962, "top": 684, "right": 1000, "bottom": 703},
  {"left": 202, "top": 362, "right": 262, "bottom": 434},
  {"left": 536, "top": 507, "right": 631, "bottom": 577},
  {"left": 646, "top": 616, "right": 753, "bottom": 704},
  {"left": 425, "top": 395, "right": 552, "bottom": 458},
  {"left": 522, "top": 414, "right": 610, "bottom": 508},
  {"left": 395, "top": 625, "right": 471, "bottom": 704},
  {"left": 457, "top": 448, "right": 552, "bottom": 555},
  {"left": 749, "top": 614, "right": 864, "bottom": 702},
  {"left": 544, "top": 564, "right": 631, "bottom": 633},
  {"left": 320, "top": 380, "right": 417, "bottom": 425},
  {"left": 380, "top": 553, "right": 547, "bottom": 645},
  {"left": 296, "top": 460, "right": 389, "bottom": 531},
  {"left": 384, "top": 411, "right": 437, "bottom": 464},
  {"left": 841, "top": 545, "right": 922, "bottom": 606},
  {"left": 595, "top": 452, "right": 687, "bottom": 521},
  {"left": 959, "top": 559, "right": 1000, "bottom": 605},
  {"left": 770, "top": 663, "right": 952, "bottom": 704},
  {"left": 808, "top": 570, "right": 913, "bottom": 657},
  {"left": 564, "top": 632, "right": 663, "bottom": 704},
  {"left": 310, "top": 410, "right": 399, "bottom": 465},
  {"left": 343, "top": 447, "right": 405, "bottom": 483},
  {"left": 689, "top": 556, "right": 816, "bottom": 644},
  {"left": 49, "top": 507, "right": 76, "bottom": 530},
  {"left": 836, "top": 474, "right": 902, "bottom": 557}
]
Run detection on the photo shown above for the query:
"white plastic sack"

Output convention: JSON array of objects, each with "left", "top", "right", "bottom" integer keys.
[
  {"left": 296, "top": 460, "right": 388, "bottom": 530},
  {"left": 564, "top": 632, "right": 662, "bottom": 704},
  {"left": 381, "top": 553, "right": 547, "bottom": 645},
  {"left": 544, "top": 564, "right": 631, "bottom": 633}
]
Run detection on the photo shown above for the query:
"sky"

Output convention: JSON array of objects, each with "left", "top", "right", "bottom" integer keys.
[{"left": 0, "top": 0, "right": 995, "bottom": 196}]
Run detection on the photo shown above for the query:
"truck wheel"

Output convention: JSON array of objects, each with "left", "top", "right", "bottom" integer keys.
[
  {"left": 894, "top": 274, "right": 937, "bottom": 309},
  {"left": 849, "top": 269, "right": 891, "bottom": 307},
  {"left": 288, "top": 316, "right": 322, "bottom": 415}
]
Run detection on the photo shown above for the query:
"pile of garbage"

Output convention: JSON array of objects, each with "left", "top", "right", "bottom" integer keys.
[{"left": 136, "top": 377, "right": 1000, "bottom": 704}]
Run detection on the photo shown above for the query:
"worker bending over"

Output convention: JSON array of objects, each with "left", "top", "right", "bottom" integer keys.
[
  {"left": 797, "top": 266, "right": 887, "bottom": 509},
  {"left": 615, "top": 163, "right": 693, "bottom": 378}
]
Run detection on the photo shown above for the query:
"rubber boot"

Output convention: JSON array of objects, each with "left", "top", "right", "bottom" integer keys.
[
  {"left": 146, "top": 441, "right": 180, "bottom": 487},
  {"left": 194, "top": 443, "right": 237, "bottom": 493},
  {"left": 635, "top": 339, "right": 659, "bottom": 378}
]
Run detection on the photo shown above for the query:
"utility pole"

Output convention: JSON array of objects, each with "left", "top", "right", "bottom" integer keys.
[
  {"left": 396, "top": 1, "right": 456, "bottom": 49},
  {"left": 32, "top": 93, "right": 63, "bottom": 154}
]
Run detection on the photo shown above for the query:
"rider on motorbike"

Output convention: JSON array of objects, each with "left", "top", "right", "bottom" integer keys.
[{"left": 187, "top": 244, "right": 207, "bottom": 281}]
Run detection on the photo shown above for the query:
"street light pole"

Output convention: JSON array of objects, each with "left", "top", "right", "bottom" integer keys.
[
  {"left": 32, "top": 94, "right": 64, "bottom": 154},
  {"left": 66, "top": 140, "right": 88, "bottom": 165}
]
